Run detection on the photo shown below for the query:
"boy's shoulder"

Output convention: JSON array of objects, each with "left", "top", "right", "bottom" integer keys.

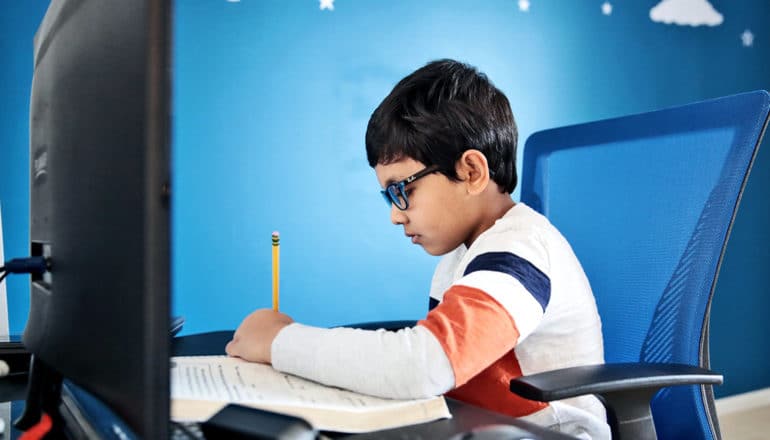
[
  {"left": 460, "top": 203, "right": 566, "bottom": 274},
  {"left": 431, "top": 203, "right": 575, "bottom": 297},
  {"left": 435, "top": 203, "right": 562, "bottom": 269}
]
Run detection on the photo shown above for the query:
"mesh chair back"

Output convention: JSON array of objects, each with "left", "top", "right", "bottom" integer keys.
[{"left": 520, "top": 91, "right": 770, "bottom": 439}]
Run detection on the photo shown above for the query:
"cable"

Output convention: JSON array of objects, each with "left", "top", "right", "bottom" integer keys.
[
  {"left": 18, "top": 412, "right": 53, "bottom": 440},
  {"left": 3, "top": 257, "right": 49, "bottom": 275},
  {"left": 0, "top": 256, "right": 50, "bottom": 285}
]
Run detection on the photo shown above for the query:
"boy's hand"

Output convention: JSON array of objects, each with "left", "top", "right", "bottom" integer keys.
[{"left": 225, "top": 309, "right": 294, "bottom": 364}]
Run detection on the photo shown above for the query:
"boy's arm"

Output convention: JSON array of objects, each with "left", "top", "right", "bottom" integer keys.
[
  {"left": 228, "top": 272, "right": 533, "bottom": 400},
  {"left": 270, "top": 270, "right": 534, "bottom": 400},
  {"left": 225, "top": 309, "right": 456, "bottom": 399},
  {"left": 269, "top": 273, "right": 531, "bottom": 400},
  {"left": 270, "top": 323, "right": 456, "bottom": 399}
]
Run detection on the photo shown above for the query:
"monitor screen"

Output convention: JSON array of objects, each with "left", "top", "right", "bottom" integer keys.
[{"left": 26, "top": 0, "right": 171, "bottom": 437}]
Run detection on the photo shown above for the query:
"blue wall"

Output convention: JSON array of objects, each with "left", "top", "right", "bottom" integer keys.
[
  {"left": 1, "top": 0, "right": 768, "bottom": 398},
  {"left": 0, "top": 1, "right": 50, "bottom": 340}
]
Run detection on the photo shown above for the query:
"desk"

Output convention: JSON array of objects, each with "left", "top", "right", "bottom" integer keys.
[{"left": 0, "top": 333, "right": 575, "bottom": 439}]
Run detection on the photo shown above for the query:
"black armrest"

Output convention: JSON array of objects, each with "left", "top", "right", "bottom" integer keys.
[
  {"left": 340, "top": 320, "right": 417, "bottom": 331},
  {"left": 509, "top": 363, "right": 722, "bottom": 440},
  {"left": 509, "top": 362, "right": 722, "bottom": 401}
]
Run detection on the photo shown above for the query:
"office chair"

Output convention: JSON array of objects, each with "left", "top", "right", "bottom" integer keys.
[{"left": 508, "top": 90, "right": 770, "bottom": 440}]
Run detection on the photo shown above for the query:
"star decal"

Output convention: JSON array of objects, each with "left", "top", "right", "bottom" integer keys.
[
  {"left": 602, "top": 2, "right": 613, "bottom": 15},
  {"left": 320, "top": 0, "right": 334, "bottom": 11},
  {"left": 518, "top": 0, "right": 530, "bottom": 12},
  {"left": 741, "top": 29, "right": 754, "bottom": 47}
]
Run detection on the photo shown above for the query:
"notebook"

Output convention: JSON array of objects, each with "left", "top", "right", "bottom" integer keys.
[{"left": 170, "top": 355, "right": 451, "bottom": 433}]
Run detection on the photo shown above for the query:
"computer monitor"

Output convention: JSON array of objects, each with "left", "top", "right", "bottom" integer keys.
[{"left": 23, "top": 0, "right": 171, "bottom": 437}]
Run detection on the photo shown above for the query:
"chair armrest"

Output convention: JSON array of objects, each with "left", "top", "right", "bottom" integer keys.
[
  {"left": 509, "top": 363, "right": 722, "bottom": 440},
  {"left": 340, "top": 320, "right": 417, "bottom": 331},
  {"left": 509, "top": 362, "right": 722, "bottom": 402}
]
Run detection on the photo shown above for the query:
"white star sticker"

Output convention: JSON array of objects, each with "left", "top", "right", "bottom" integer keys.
[
  {"left": 518, "top": 0, "right": 530, "bottom": 12},
  {"left": 602, "top": 2, "right": 612, "bottom": 15},
  {"left": 319, "top": 0, "right": 334, "bottom": 11},
  {"left": 741, "top": 29, "right": 754, "bottom": 47}
]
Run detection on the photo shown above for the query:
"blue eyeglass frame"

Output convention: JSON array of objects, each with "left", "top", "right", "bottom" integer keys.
[{"left": 380, "top": 165, "right": 441, "bottom": 210}]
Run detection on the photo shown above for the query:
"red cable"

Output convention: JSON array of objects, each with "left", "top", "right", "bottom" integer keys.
[{"left": 19, "top": 412, "right": 53, "bottom": 440}]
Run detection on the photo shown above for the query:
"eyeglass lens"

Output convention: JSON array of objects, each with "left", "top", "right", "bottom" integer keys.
[{"left": 387, "top": 184, "right": 408, "bottom": 209}]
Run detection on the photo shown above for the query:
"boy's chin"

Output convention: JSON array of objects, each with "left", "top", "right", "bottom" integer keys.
[{"left": 421, "top": 243, "right": 451, "bottom": 257}]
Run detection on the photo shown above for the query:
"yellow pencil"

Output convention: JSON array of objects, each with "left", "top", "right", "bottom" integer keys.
[{"left": 272, "top": 231, "right": 280, "bottom": 311}]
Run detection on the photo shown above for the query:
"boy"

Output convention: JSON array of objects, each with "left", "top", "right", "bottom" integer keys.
[{"left": 226, "top": 59, "right": 609, "bottom": 439}]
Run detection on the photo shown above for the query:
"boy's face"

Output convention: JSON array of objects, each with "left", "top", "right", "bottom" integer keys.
[{"left": 375, "top": 158, "right": 475, "bottom": 256}]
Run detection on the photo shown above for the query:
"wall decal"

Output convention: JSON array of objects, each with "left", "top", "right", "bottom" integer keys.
[
  {"left": 650, "top": 0, "right": 723, "bottom": 26},
  {"left": 741, "top": 29, "right": 755, "bottom": 47}
]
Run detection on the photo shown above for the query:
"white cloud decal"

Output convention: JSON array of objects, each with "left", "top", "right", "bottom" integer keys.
[{"left": 650, "top": 0, "right": 723, "bottom": 27}]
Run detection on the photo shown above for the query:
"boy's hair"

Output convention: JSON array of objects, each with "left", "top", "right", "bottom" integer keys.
[{"left": 365, "top": 59, "right": 518, "bottom": 194}]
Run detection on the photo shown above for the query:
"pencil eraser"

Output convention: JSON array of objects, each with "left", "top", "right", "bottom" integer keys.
[{"left": 272, "top": 231, "right": 280, "bottom": 237}]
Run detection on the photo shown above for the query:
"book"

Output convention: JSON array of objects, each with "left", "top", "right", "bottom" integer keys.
[{"left": 170, "top": 355, "right": 452, "bottom": 433}]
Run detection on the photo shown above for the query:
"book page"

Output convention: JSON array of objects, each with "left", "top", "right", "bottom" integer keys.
[{"left": 171, "top": 355, "right": 451, "bottom": 432}]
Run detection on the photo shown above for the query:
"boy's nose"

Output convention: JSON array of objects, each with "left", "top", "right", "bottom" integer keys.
[{"left": 390, "top": 204, "right": 407, "bottom": 225}]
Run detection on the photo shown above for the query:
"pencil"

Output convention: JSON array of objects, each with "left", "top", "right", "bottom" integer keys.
[{"left": 272, "top": 231, "right": 280, "bottom": 311}]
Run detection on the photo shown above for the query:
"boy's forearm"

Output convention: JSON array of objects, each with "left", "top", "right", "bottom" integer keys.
[{"left": 271, "top": 323, "right": 455, "bottom": 399}]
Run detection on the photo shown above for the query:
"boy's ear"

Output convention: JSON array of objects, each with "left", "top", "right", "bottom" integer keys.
[{"left": 457, "top": 149, "right": 490, "bottom": 195}]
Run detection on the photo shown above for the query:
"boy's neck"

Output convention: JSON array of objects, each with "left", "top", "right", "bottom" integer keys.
[{"left": 464, "top": 194, "right": 516, "bottom": 249}]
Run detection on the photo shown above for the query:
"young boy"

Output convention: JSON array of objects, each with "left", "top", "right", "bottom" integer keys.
[{"left": 226, "top": 59, "right": 609, "bottom": 439}]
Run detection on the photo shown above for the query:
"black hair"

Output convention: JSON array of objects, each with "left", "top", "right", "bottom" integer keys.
[{"left": 365, "top": 59, "right": 518, "bottom": 193}]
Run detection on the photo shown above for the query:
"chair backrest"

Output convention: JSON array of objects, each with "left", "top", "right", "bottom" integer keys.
[{"left": 520, "top": 91, "right": 770, "bottom": 440}]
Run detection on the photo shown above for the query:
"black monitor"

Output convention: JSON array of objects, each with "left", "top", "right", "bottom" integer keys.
[{"left": 23, "top": 0, "right": 171, "bottom": 437}]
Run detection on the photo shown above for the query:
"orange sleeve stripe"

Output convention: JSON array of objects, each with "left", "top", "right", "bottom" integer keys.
[
  {"left": 447, "top": 350, "right": 549, "bottom": 417},
  {"left": 418, "top": 284, "right": 521, "bottom": 386}
]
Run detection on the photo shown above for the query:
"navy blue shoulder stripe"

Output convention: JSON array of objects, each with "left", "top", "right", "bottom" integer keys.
[
  {"left": 429, "top": 297, "right": 439, "bottom": 311},
  {"left": 463, "top": 251, "right": 550, "bottom": 311}
]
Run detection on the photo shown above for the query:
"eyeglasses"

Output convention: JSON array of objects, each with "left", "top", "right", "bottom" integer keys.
[{"left": 380, "top": 165, "right": 440, "bottom": 210}]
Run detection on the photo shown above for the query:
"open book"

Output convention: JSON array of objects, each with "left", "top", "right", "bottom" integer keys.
[{"left": 170, "top": 356, "right": 451, "bottom": 433}]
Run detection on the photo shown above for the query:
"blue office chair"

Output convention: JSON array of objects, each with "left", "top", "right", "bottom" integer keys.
[{"left": 509, "top": 90, "right": 770, "bottom": 440}]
